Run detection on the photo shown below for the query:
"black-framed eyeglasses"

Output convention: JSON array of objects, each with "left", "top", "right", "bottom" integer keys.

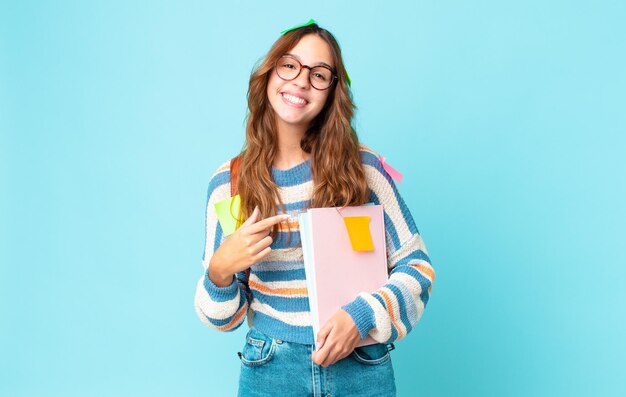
[{"left": 275, "top": 55, "right": 337, "bottom": 90}]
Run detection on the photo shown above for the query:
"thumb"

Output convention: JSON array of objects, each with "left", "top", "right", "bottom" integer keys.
[{"left": 241, "top": 206, "right": 259, "bottom": 227}]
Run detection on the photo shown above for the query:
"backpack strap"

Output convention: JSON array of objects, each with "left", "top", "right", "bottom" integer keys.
[
  {"left": 229, "top": 155, "right": 251, "bottom": 282},
  {"left": 230, "top": 155, "right": 240, "bottom": 197}
]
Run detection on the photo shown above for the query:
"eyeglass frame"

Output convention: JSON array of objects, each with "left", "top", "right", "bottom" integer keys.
[{"left": 274, "top": 55, "right": 338, "bottom": 90}]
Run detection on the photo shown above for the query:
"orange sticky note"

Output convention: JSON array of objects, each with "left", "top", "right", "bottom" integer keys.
[{"left": 343, "top": 216, "right": 374, "bottom": 251}]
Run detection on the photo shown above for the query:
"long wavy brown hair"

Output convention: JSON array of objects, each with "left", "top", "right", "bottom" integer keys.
[{"left": 235, "top": 23, "right": 369, "bottom": 240}]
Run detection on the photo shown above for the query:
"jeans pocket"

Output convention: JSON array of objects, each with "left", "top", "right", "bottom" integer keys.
[
  {"left": 237, "top": 328, "right": 275, "bottom": 367},
  {"left": 350, "top": 343, "right": 392, "bottom": 366}
]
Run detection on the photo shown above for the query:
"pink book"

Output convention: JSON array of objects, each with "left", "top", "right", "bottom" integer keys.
[{"left": 299, "top": 205, "right": 388, "bottom": 350}]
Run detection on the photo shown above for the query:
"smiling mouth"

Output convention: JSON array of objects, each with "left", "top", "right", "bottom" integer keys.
[{"left": 281, "top": 93, "right": 308, "bottom": 106}]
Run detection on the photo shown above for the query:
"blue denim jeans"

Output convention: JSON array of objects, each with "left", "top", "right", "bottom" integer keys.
[{"left": 237, "top": 327, "right": 397, "bottom": 397}]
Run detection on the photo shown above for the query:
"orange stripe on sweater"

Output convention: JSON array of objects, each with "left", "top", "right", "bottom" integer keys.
[
  {"left": 411, "top": 263, "right": 435, "bottom": 283},
  {"left": 249, "top": 279, "right": 308, "bottom": 296},
  {"left": 378, "top": 289, "right": 404, "bottom": 339},
  {"left": 216, "top": 303, "right": 247, "bottom": 331},
  {"left": 277, "top": 219, "right": 300, "bottom": 231}
]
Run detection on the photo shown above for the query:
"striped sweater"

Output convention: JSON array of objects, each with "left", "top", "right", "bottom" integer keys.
[{"left": 194, "top": 146, "right": 435, "bottom": 345}]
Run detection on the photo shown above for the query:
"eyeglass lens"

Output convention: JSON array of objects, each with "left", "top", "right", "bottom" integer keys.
[{"left": 276, "top": 56, "right": 334, "bottom": 90}]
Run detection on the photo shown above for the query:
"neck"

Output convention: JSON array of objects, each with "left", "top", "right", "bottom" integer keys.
[{"left": 273, "top": 119, "right": 310, "bottom": 169}]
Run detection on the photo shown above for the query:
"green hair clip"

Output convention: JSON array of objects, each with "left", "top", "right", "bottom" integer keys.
[
  {"left": 280, "top": 18, "right": 317, "bottom": 34},
  {"left": 280, "top": 18, "right": 352, "bottom": 87}
]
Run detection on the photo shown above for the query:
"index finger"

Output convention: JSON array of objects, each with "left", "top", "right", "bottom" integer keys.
[{"left": 246, "top": 214, "right": 290, "bottom": 234}]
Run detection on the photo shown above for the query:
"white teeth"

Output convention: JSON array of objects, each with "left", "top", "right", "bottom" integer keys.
[{"left": 283, "top": 93, "right": 306, "bottom": 105}]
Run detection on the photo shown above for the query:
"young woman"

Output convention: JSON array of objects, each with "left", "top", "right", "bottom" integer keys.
[{"left": 194, "top": 21, "right": 435, "bottom": 396}]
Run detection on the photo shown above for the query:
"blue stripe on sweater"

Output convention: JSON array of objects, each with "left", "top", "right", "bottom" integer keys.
[
  {"left": 271, "top": 159, "right": 311, "bottom": 186},
  {"left": 277, "top": 200, "right": 311, "bottom": 212},
  {"left": 253, "top": 292, "right": 310, "bottom": 312},
  {"left": 387, "top": 283, "right": 414, "bottom": 334},
  {"left": 204, "top": 293, "right": 247, "bottom": 326},
  {"left": 202, "top": 170, "right": 229, "bottom": 261},
  {"left": 362, "top": 150, "right": 420, "bottom": 235},
  {"left": 272, "top": 230, "right": 301, "bottom": 248},
  {"left": 388, "top": 278, "right": 419, "bottom": 326},
  {"left": 395, "top": 192, "right": 419, "bottom": 235},
  {"left": 203, "top": 275, "right": 240, "bottom": 303},
  {"left": 205, "top": 307, "right": 246, "bottom": 329},
  {"left": 369, "top": 189, "right": 401, "bottom": 250},
  {"left": 235, "top": 272, "right": 252, "bottom": 301},
  {"left": 394, "top": 250, "right": 432, "bottom": 268},
  {"left": 206, "top": 169, "right": 230, "bottom": 200},
  {"left": 213, "top": 222, "right": 224, "bottom": 253},
  {"left": 251, "top": 311, "right": 315, "bottom": 345},
  {"left": 360, "top": 150, "right": 382, "bottom": 169},
  {"left": 253, "top": 267, "right": 306, "bottom": 282},
  {"left": 372, "top": 293, "right": 399, "bottom": 343},
  {"left": 420, "top": 287, "right": 430, "bottom": 306},
  {"left": 394, "top": 266, "right": 432, "bottom": 304}
]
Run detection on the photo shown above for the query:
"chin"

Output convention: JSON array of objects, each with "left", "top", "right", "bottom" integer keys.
[
  {"left": 282, "top": 118, "right": 310, "bottom": 127},
  {"left": 277, "top": 112, "right": 310, "bottom": 126}
]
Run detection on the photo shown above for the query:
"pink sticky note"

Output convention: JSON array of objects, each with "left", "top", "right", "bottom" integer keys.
[{"left": 378, "top": 156, "right": 403, "bottom": 183}]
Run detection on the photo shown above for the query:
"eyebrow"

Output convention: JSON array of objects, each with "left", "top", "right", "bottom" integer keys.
[{"left": 284, "top": 53, "right": 334, "bottom": 70}]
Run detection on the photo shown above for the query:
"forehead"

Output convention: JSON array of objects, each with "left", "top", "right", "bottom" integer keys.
[{"left": 285, "top": 34, "right": 334, "bottom": 68}]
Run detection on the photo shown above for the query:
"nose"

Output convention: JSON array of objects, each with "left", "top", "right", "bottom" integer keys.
[{"left": 293, "top": 66, "right": 311, "bottom": 89}]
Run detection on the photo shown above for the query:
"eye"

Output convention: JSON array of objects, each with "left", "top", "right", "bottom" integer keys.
[
  {"left": 313, "top": 72, "right": 327, "bottom": 81},
  {"left": 279, "top": 57, "right": 300, "bottom": 70}
]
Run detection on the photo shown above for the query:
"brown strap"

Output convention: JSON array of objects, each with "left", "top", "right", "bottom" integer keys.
[
  {"left": 229, "top": 155, "right": 250, "bottom": 281},
  {"left": 230, "top": 155, "right": 240, "bottom": 196}
]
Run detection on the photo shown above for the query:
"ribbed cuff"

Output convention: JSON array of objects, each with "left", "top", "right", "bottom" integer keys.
[
  {"left": 203, "top": 268, "right": 238, "bottom": 302},
  {"left": 341, "top": 295, "right": 376, "bottom": 340}
]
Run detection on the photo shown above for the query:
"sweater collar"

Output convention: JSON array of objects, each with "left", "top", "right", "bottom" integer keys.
[{"left": 271, "top": 158, "right": 311, "bottom": 187}]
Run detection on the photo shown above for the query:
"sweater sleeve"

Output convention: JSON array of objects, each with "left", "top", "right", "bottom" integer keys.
[
  {"left": 194, "top": 161, "right": 251, "bottom": 332},
  {"left": 341, "top": 149, "right": 435, "bottom": 344}
]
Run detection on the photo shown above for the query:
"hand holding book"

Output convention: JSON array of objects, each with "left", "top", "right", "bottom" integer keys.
[{"left": 311, "top": 309, "right": 361, "bottom": 367}]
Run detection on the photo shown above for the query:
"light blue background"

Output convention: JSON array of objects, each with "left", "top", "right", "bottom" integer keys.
[{"left": 2, "top": 1, "right": 625, "bottom": 396}]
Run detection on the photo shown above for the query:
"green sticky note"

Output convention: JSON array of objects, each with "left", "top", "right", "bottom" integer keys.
[
  {"left": 214, "top": 194, "right": 242, "bottom": 236},
  {"left": 280, "top": 18, "right": 316, "bottom": 34}
]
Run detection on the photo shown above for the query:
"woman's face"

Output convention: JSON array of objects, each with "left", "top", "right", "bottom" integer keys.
[{"left": 267, "top": 34, "right": 334, "bottom": 131}]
